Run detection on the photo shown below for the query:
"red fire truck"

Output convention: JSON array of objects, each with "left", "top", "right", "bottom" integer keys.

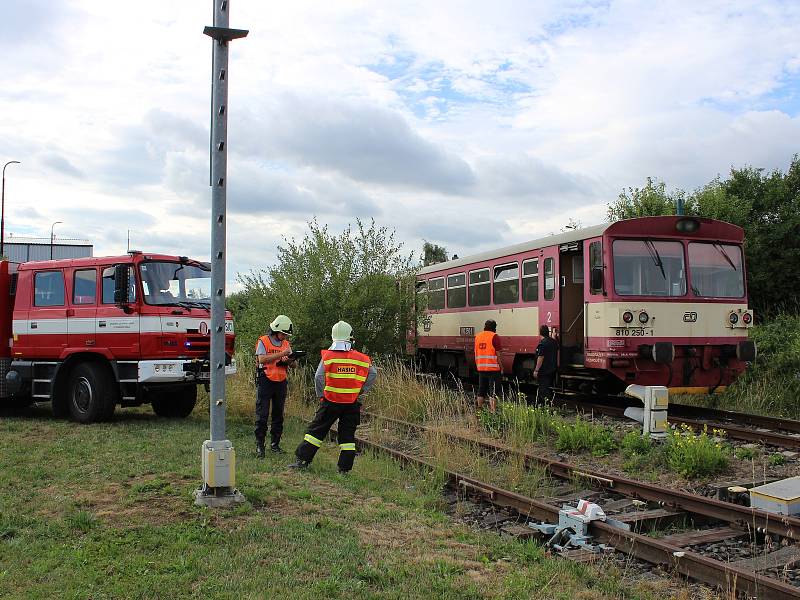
[{"left": 0, "top": 251, "right": 236, "bottom": 423}]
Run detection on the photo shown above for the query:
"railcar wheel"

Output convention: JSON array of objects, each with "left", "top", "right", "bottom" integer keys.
[
  {"left": 151, "top": 385, "right": 197, "bottom": 418},
  {"left": 67, "top": 363, "right": 117, "bottom": 423}
]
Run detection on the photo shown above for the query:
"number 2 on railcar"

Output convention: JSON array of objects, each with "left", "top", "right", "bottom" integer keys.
[{"left": 412, "top": 216, "right": 756, "bottom": 395}]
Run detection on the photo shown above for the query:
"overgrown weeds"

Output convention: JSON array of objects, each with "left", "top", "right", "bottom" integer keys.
[
  {"left": 555, "top": 417, "right": 618, "bottom": 457},
  {"left": 664, "top": 425, "right": 730, "bottom": 478}
]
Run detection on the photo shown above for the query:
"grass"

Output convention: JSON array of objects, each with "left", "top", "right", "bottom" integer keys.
[
  {"left": 0, "top": 374, "right": 672, "bottom": 600},
  {"left": 675, "top": 312, "right": 800, "bottom": 419},
  {"left": 664, "top": 425, "right": 730, "bottom": 479}
]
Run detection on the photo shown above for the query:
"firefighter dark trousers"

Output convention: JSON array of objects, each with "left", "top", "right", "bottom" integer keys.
[
  {"left": 295, "top": 400, "right": 361, "bottom": 472},
  {"left": 536, "top": 372, "right": 555, "bottom": 403},
  {"left": 255, "top": 375, "right": 288, "bottom": 446}
]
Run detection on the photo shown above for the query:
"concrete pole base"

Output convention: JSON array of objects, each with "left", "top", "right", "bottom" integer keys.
[{"left": 193, "top": 486, "right": 246, "bottom": 508}]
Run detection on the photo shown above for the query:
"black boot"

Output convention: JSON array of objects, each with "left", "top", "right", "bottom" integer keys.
[
  {"left": 288, "top": 459, "right": 309, "bottom": 470},
  {"left": 256, "top": 441, "right": 265, "bottom": 459},
  {"left": 271, "top": 442, "right": 286, "bottom": 454}
]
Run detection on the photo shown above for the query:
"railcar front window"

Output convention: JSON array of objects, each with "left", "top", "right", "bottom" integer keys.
[
  {"left": 139, "top": 261, "right": 211, "bottom": 306},
  {"left": 612, "top": 240, "right": 686, "bottom": 297},
  {"left": 688, "top": 243, "right": 745, "bottom": 298}
]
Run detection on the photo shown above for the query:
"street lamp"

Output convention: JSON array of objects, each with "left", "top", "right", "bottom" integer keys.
[
  {"left": 1, "top": 160, "right": 21, "bottom": 258},
  {"left": 50, "top": 221, "right": 62, "bottom": 260}
]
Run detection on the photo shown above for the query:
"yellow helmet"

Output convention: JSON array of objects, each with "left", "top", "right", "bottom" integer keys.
[
  {"left": 270, "top": 315, "right": 293, "bottom": 334},
  {"left": 331, "top": 320, "right": 353, "bottom": 342}
]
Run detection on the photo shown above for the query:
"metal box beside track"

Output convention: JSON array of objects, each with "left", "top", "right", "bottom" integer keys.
[{"left": 749, "top": 476, "right": 800, "bottom": 516}]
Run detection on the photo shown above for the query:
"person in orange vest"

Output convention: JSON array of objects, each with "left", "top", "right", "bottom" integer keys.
[
  {"left": 254, "top": 314, "right": 295, "bottom": 458},
  {"left": 289, "top": 321, "right": 377, "bottom": 473},
  {"left": 474, "top": 319, "right": 502, "bottom": 413}
]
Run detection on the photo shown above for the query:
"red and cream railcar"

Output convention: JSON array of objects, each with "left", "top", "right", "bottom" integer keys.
[{"left": 413, "top": 216, "right": 756, "bottom": 394}]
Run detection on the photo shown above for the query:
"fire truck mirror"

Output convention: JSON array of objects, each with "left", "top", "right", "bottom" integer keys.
[{"left": 113, "top": 263, "right": 131, "bottom": 305}]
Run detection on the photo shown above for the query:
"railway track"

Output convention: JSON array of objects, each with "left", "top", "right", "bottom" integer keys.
[
  {"left": 432, "top": 373, "right": 800, "bottom": 450},
  {"left": 348, "top": 411, "right": 800, "bottom": 599},
  {"left": 556, "top": 392, "right": 800, "bottom": 450}
]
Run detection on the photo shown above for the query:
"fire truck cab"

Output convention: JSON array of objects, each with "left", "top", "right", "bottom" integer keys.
[{"left": 0, "top": 252, "right": 236, "bottom": 423}]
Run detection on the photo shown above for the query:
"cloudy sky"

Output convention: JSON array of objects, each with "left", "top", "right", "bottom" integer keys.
[{"left": 2, "top": 1, "right": 799, "bottom": 287}]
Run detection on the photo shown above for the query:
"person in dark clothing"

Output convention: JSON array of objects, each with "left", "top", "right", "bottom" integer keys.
[
  {"left": 534, "top": 325, "right": 558, "bottom": 403},
  {"left": 254, "top": 315, "right": 295, "bottom": 458}
]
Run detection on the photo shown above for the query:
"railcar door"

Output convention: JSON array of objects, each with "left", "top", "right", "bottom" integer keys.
[{"left": 539, "top": 247, "right": 559, "bottom": 344}]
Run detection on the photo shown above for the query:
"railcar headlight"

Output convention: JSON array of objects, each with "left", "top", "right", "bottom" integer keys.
[
  {"left": 742, "top": 312, "right": 752, "bottom": 325},
  {"left": 638, "top": 311, "right": 649, "bottom": 324},
  {"left": 623, "top": 311, "right": 634, "bottom": 324},
  {"left": 728, "top": 312, "right": 739, "bottom": 325},
  {"left": 676, "top": 218, "right": 700, "bottom": 233}
]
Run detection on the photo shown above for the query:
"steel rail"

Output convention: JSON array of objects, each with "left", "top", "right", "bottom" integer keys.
[
  {"left": 364, "top": 411, "right": 800, "bottom": 540},
  {"left": 350, "top": 426, "right": 800, "bottom": 600},
  {"left": 668, "top": 403, "right": 800, "bottom": 435}
]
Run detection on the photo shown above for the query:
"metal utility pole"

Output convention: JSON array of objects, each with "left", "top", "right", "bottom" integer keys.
[
  {"left": 1, "top": 160, "right": 21, "bottom": 257},
  {"left": 195, "top": 0, "right": 248, "bottom": 508}
]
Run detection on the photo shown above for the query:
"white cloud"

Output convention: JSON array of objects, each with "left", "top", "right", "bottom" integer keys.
[{"left": 0, "top": 0, "right": 798, "bottom": 287}]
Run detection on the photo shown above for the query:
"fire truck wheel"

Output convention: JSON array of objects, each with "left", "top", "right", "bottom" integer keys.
[
  {"left": 67, "top": 362, "right": 117, "bottom": 424},
  {"left": 151, "top": 385, "right": 197, "bottom": 418}
]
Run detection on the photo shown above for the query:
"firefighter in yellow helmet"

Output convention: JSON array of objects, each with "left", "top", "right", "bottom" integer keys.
[
  {"left": 289, "top": 321, "right": 377, "bottom": 473},
  {"left": 254, "top": 315, "right": 295, "bottom": 458}
]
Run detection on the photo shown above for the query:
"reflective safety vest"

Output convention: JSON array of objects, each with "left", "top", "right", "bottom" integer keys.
[
  {"left": 257, "top": 335, "right": 290, "bottom": 382},
  {"left": 474, "top": 330, "right": 500, "bottom": 372},
  {"left": 321, "top": 348, "right": 371, "bottom": 404}
]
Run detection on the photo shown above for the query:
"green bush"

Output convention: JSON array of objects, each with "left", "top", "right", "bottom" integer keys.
[
  {"left": 664, "top": 425, "right": 730, "bottom": 478},
  {"left": 555, "top": 417, "right": 618, "bottom": 457},
  {"left": 621, "top": 431, "right": 652, "bottom": 458},
  {"left": 734, "top": 447, "right": 756, "bottom": 461},
  {"left": 479, "top": 402, "right": 561, "bottom": 443},
  {"left": 769, "top": 453, "right": 787, "bottom": 467}
]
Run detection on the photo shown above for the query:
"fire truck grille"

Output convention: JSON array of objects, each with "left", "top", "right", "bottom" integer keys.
[{"left": 184, "top": 335, "right": 210, "bottom": 355}]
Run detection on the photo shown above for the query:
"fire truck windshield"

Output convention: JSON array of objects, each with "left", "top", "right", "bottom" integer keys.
[{"left": 139, "top": 261, "right": 211, "bottom": 306}]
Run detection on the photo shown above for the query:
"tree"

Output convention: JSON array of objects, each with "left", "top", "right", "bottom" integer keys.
[
  {"left": 606, "top": 156, "right": 800, "bottom": 317},
  {"left": 422, "top": 241, "right": 448, "bottom": 266},
  {"left": 607, "top": 177, "right": 696, "bottom": 221},
  {"left": 235, "top": 219, "right": 419, "bottom": 360}
]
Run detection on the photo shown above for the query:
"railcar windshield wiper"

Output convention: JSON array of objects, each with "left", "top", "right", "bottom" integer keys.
[
  {"left": 712, "top": 242, "right": 737, "bottom": 271},
  {"left": 644, "top": 239, "right": 666, "bottom": 280}
]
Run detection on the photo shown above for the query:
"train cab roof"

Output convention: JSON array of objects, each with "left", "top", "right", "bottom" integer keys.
[{"left": 419, "top": 216, "right": 743, "bottom": 276}]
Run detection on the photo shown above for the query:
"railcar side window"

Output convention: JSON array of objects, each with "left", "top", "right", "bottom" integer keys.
[
  {"left": 688, "top": 243, "right": 745, "bottom": 298},
  {"left": 34, "top": 271, "right": 65, "bottom": 306},
  {"left": 544, "top": 258, "right": 555, "bottom": 300},
  {"left": 522, "top": 259, "right": 538, "bottom": 302},
  {"left": 468, "top": 269, "right": 490, "bottom": 306},
  {"left": 73, "top": 269, "right": 97, "bottom": 305},
  {"left": 446, "top": 273, "right": 466, "bottom": 308},
  {"left": 428, "top": 277, "right": 445, "bottom": 310},
  {"left": 589, "top": 241, "right": 603, "bottom": 294},
  {"left": 493, "top": 263, "right": 519, "bottom": 304},
  {"left": 612, "top": 240, "right": 686, "bottom": 297}
]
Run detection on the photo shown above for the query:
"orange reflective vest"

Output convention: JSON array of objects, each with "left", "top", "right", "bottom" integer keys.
[
  {"left": 474, "top": 330, "right": 500, "bottom": 372},
  {"left": 257, "top": 335, "right": 290, "bottom": 382},
  {"left": 321, "top": 348, "right": 371, "bottom": 404}
]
